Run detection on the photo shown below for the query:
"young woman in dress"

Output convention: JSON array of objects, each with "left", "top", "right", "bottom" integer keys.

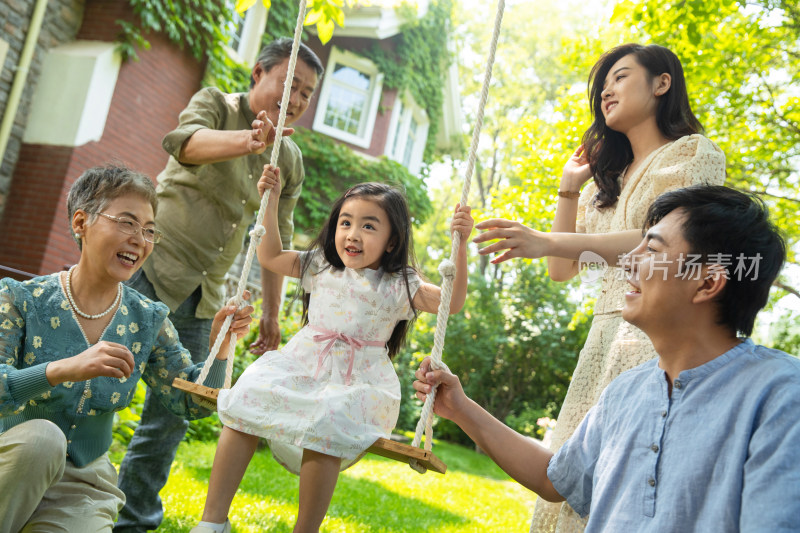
[
  {"left": 474, "top": 43, "right": 726, "bottom": 532},
  {"left": 192, "top": 167, "right": 473, "bottom": 533}
]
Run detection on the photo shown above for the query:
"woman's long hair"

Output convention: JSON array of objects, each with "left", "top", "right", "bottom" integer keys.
[
  {"left": 298, "top": 182, "right": 419, "bottom": 358},
  {"left": 583, "top": 43, "right": 702, "bottom": 208}
]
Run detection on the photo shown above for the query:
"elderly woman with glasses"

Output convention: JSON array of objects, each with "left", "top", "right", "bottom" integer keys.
[{"left": 0, "top": 165, "right": 253, "bottom": 533}]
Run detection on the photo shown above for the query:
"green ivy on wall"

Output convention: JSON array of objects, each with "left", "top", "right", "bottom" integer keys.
[
  {"left": 263, "top": 0, "right": 455, "bottom": 164},
  {"left": 290, "top": 128, "right": 432, "bottom": 237},
  {"left": 361, "top": 0, "right": 454, "bottom": 162},
  {"left": 117, "top": 0, "right": 251, "bottom": 93}
]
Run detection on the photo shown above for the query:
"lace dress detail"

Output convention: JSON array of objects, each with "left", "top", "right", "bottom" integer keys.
[{"left": 530, "top": 134, "right": 725, "bottom": 532}]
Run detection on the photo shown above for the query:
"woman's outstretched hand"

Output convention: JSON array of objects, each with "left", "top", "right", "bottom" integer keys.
[{"left": 473, "top": 219, "right": 550, "bottom": 264}]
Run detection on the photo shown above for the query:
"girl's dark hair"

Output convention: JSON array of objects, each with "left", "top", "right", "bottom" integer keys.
[
  {"left": 299, "top": 182, "right": 419, "bottom": 358},
  {"left": 584, "top": 43, "right": 703, "bottom": 208}
]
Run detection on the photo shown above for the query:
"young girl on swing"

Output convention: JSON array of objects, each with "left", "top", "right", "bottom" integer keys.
[{"left": 191, "top": 166, "right": 473, "bottom": 533}]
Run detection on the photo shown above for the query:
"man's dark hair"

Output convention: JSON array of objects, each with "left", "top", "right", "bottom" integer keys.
[
  {"left": 644, "top": 185, "right": 786, "bottom": 337},
  {"left": 250, "top": 37, "right": 324, "bottom": 87}
]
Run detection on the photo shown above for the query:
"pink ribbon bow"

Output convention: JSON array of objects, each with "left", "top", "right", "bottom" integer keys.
[{"left": 310, "top": 325, "right": 385, "bottom": 386}]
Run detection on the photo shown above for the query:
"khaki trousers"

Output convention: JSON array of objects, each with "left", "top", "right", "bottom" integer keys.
[{"left": 0, "top": 419, "right": 125, "bottom": 533}]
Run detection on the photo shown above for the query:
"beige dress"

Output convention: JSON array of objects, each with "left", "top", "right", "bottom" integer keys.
[{"left": 530, "top": 134, "right": 726, "bottom": 532}]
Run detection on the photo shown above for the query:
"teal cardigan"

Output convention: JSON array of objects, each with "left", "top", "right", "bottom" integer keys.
[{"left": 0, "top": 274, "right": 226, "bottom": 467}]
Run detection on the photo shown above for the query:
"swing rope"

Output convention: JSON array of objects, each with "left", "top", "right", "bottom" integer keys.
[
  {"left": 408, "top": 0, "right": 504, "bottom": 474},
  {"left": 193, "top": 0, "right": 309, "bottom": 392}
]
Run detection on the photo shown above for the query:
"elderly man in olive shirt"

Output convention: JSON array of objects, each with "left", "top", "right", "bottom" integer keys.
[{"left": 114, "top": 39, "right": 323, "bottom": 533}]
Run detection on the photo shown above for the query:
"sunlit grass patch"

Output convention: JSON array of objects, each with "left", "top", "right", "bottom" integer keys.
[{"left": 125, "top": 438, "right": 537, "bottom": 532}]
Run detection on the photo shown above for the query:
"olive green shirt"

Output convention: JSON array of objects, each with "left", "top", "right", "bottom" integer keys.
[{"left": 143, "top": 87, "right": 304, "bottom": 318}]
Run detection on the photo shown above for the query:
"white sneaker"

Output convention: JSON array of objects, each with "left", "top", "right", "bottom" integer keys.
[{"left": 189, "top": 518, "right": 231, "bottom": 533}]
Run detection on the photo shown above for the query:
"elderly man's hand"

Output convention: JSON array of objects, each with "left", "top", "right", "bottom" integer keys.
[{"left": 248, "top": 111, "right": 294, "bottom": 154}]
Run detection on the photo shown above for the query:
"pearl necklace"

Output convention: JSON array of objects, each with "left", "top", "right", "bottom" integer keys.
[{"left": 65, "top": 265, "right": 122, "bottom": 320}]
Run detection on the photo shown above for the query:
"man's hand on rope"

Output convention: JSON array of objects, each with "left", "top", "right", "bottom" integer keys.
[
  {"left": 473, "top": 219, "right": 551, "bottom": 264},
  {"left": 247, "top": 111, "right": 294, "bottom": 155},
  {"left": 413, "top": 356, "right": 469, "bottom": 422},
  {"left": 209, "top": 291, "right": 255, "bottom": 359}
]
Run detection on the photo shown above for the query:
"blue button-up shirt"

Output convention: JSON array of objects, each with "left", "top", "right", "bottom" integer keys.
[{"left": 548, "top": 339, "right": 800, "bottom": 532}]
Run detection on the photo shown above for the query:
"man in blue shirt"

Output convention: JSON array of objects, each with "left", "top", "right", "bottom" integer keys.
[{"left": 415, "top": 185, "right": 800, "bottom": 532}]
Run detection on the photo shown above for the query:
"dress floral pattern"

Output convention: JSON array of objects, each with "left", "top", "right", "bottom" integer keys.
[
  {"left": 530, "top": 134, "right": 726, "bottom": 532},
  {"left": 217, "top": 251, "right": 420, "bottom": 475}
]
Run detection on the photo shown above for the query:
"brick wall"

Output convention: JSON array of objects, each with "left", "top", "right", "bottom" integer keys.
[
  {"left": 0, "top": 0, "right": 204, "bottom": 274},
  {"left": 0, "top": 0, "right": 85, "bottom": 214}
]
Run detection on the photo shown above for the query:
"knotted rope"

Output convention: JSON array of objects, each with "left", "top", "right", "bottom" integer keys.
[
  {"left": 193, "top": 0, "right": 309, "bottom": 396},
  {"left": 408, "top": 0, "right": 505, "bottom": 473}
]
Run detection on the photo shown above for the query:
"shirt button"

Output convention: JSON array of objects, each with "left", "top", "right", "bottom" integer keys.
[
  {"left": 648, "top": 478, "right": 656, "bottom": 487},
  {"left": 661, "top": 410, "right": 667, "bottom": 418},
  {"left": 249, "top": 174, "right": 253, "bottom": 179},
  {"left": 71, "top": 424, "right": 77, "bottom": 429},
  {"left": 219, "top": 247, "right": 224, "bottom": 252},
  {"left": 67, "top": 440, "right": 72, "bottom": 444},
  {"left": 651, "top": 444, "right": 659, "bottom": 453},
  {"left": 232, "top": 223, "right": 237, "bottom": 228},
  {"left": 202, "top": 271, "right": 207, "bottom": 276},
  {"left": 674, "top": 380, "right": 682, "bottom": 389},
  {"left": 242, "top": 199, "right": 247, "bottom": 205}
]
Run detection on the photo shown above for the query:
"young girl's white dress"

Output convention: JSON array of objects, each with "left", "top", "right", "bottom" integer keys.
[{"left": 217, "top": 251, "right": 420, "bottom": 474}]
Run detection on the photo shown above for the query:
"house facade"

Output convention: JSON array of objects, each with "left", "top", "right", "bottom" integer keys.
[{"left": 0, "top": 0, "right": 461, "bottom": 279}]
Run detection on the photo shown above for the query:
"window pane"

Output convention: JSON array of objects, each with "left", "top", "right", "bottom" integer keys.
[
  {"left": 402, "top": 117, "right": 418, "bottom": 167},
  {"left": 324, "top": 86, "right": 366, "bottom": 135},
  {"left": 332, "top": 64, "right": 371, "bottom": 91}
]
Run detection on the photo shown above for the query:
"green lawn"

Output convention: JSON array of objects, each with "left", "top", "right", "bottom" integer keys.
[{"left": 115, "top": 438, "right": 537, "bottom": 532}]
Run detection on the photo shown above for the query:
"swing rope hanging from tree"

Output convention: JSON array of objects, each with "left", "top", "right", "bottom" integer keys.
[{"left": 173, "top": 0, "right": 506, "bottom": 476}]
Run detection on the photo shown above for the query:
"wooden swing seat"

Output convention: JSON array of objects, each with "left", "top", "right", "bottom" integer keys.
[{"left": 173, "top": 378, "right": 446, "bottom": 474}]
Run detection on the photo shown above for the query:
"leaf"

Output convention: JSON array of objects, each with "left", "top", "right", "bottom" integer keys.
[
  {"left": 316, "top": 17, "right": 335, "bottom": 44},
  {"left": 610, "top": 0, "right": 634, "bottom": 23},
  {"left": 235, "top": 0, "right": 256, "bottom": 15},
  {"left": 304, "top": 8, "right": 323, "bottom": 26}
]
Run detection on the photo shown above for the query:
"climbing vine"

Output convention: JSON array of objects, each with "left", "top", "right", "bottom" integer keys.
[
  {"left": 361, "top": 0, "right": 455, "bottom": 161},
  {"left": 290, "top": 127, "right": 433, "bottom": 235},
  {"left": 116, "top": 0, "right": 251, "bottom": 93}
]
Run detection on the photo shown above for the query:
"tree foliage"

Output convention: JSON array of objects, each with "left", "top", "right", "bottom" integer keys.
[{"left": 290, "top": 128, "right": 433, "bottom": 237}]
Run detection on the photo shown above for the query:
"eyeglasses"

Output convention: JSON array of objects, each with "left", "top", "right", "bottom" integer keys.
[{"left": 97, "top": 213, "right": 162, "bottom": 244}]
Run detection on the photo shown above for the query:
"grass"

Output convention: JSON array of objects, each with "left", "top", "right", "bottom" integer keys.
[{"left": 112, "top": 437, "right": 538, "bottom": 532}]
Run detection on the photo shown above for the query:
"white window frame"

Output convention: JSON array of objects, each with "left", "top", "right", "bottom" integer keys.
[
  {"left": 385, "top": 92, "right": 429, "bottom": 175},
  {"left": 224, "top": 2, "right": 267, "bottom": 66},
  {"left": 312, "top": 47, "right": 384, "bottom": 149}
]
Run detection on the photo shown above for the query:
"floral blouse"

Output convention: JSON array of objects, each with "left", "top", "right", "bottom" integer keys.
[{"left": 0, "top": 274, "right": 225, "bottom": 466}]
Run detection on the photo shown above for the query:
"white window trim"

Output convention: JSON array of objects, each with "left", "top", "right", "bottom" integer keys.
[
  {"left": 385, "top": 92, "right": 429, "bottom": 175},
  {"left": 312, "top": 47, "right": 384, "bottom": 149},
  {"left": 223, "top": 2, "right": 267, "bottom": 66}
]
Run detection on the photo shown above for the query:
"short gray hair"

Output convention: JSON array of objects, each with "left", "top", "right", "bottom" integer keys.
[
  {"left": 250, "top": 37, "right": 324, "bottom": 87},
  {"left": 67, "top": 165, "right": 157, "bottom": 249}
]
